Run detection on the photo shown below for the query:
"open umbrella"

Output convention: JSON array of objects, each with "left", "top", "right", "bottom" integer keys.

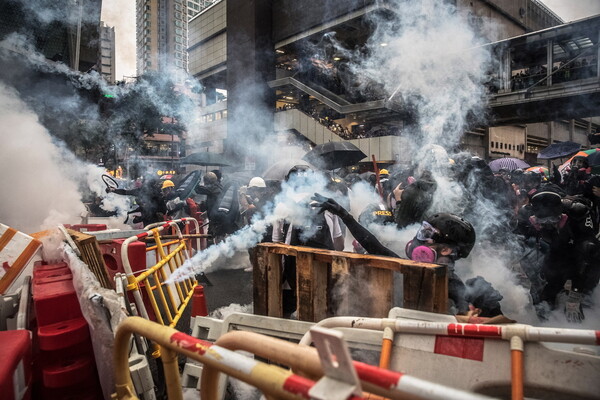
[
  {"left": 537, "top": 141, "right": 581, "bottom": 159},
  {"left": 180, "top": 152, "right": 232, "bottom": 167},
  {"left": 302, "top": 141, "right": 367, "bottom": 170},
  {"left": 526, "top": 166, "right": 549, "bottom": 178},
  {"left": 558, "top": 148, "right": 600, "bottom": 173},
  {"left": 262, "top": 159, "right": 314, "bottom": 181},
  {"left": 488, "top": 157, "right": 530, "bottom": 172}
]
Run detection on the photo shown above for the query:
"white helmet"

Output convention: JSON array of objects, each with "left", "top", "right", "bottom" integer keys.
[{"left": 248, "top": 177, "right": 266, "bottom": 188}]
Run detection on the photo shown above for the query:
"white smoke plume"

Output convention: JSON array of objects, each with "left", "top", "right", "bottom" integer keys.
[
  {"left": 168, "top": 171, "right": 336, "bottom": 282},
  {"left": 0, "top": 83, "right": 87, "bottom": 233}
]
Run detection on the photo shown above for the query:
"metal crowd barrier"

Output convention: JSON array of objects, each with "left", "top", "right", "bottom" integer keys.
[
  {"left": 113, "top": 317, "right": 495, "bottom": 400},
  {"left": 120, "top": 218, "right": 201, "bottom": 332}
]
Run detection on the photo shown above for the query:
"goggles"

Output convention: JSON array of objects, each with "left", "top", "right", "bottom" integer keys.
[{"left": 416, "top": 221, "right": 440, "bottom": 243}]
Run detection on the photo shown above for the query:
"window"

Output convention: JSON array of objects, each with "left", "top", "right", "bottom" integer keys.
[
  {"left": 175, "top": 52, "right": 182, "bottom": 59},
  {"left": 175, "top": 20, "right": 183, "bottom": 27},
  {"left": 176, "top": 60, "right": 183, "bottom": 67},
  {"left": 175, "top": 3, "right": 182, "bottom": 11},
  {"left": 175, "top": 28, "right": 183, "bottom": 35},
  {"left": 175, "top": 12, "right": 182, "bottom": 19},
  {"left": 175, "top": 36, "right": 183, "bottom": 43},
  {"left": 175, "top": 44, "right": 183, "bottom": 51}
]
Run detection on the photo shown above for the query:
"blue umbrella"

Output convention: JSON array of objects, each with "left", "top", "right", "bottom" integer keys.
[
  {"left": 537, "top": 141, "right": 581, "bottom": 160},
  {"left": 488, "top": 157, "right": 530, "bottom": 172}
]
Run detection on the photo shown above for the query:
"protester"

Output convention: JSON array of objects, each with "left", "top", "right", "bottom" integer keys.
[
  {"left": 311, "top": 193, "right": 503, "bottom": 317},
  {"left": 106, "top": 176, "right": 166, "bottom": 226},
  {"left": 516, "top": 189, "right": 600, "bottom": 322}
]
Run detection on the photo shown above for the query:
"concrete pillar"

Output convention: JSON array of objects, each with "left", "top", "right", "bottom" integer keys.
[
  {"left": 226, "top": 0, "right": 275, "bottom": 170},
  {"left": 569, "top": 119, "right": 575, "bottom": 142},
  {"left": 546, "top": 39, "right": 553, "bottom": 86},
  {"left": 503, "top": 48, "right": 512, "bottom": 91}
]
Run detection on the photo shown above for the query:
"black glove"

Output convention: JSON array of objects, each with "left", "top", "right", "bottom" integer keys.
[{"left": 311, "top": 193, "right": 350, "bottom": 219}]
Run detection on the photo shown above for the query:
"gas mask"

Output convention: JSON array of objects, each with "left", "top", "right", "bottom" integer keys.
[
  {"left": 405, "top": 239, "right": 438, "bottom": 263},
  {"left": 529, "top": 214, "right": 567, "bottom": 231}
]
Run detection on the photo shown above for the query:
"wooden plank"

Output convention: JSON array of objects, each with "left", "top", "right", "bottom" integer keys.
[
  {"left": 361, "top": 266, "right": 394, "bottom": 318},
  {"left": 402, "top": 265, "right": 425, "bottom": 311},
  {"left": 296, "top": 251, "right": 328, "bottom": 322},
  {"left": 266, "top": 252, "right": 283, "bottom": 318},
  {"left": 258, "top": 243, "right": 436, "bottom": 271},
  {"left": 253, "top": 246, "right": 268, "bottom": 316},
  {"left": 430, "top": 266, "right": 449, "bottom": 313},
  {"left": 329, "top": 256, "right": 351, "bottom": 316}
]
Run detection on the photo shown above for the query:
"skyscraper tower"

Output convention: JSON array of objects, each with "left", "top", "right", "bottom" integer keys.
[
  {"left": 136, "top": 0, "right": 188, "bottom": 78},
  {"left": 100, "top": 22, "right": 116, "bottom": 84}
]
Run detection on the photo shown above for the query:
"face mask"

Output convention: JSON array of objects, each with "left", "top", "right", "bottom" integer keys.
[{"left": 405, "top": 239, "right": 437, "bottom": 263}]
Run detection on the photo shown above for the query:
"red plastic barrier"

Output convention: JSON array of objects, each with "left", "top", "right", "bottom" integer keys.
[
  {"left": 99, "top": 239, "right": 146, "bottom": 282},
  {"left": 0, "top": 330, "right": 32, "bottom": 400},
  {"left": 37, "top": 318, "right": 90, "bottom": 351},
  {"left": 31, "top": 262, "right": 102, "bottom": 399},
  {"left": 32, "top": 279, "right": 82, "bottom": 327},
  {"left": 41, "top": 356, "right": 94, "bottom": 388},
  {"left": 33, "top": 265, "right": 70, "bottom": 281}
]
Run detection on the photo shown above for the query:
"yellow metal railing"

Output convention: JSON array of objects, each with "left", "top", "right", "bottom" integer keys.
[{"left": 120, "top": 218, "right": 199, "bottom": 332}]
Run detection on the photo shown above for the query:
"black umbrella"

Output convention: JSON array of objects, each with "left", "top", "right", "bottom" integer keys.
[
  {"left": 302, "top": 141, "right": 367, "bottom": 170},
  {"left": 537, "top": 141, "right": 581, "bottom": 160},
  {"left": 180, "top": 152, "right": 233, "bottom": 167}
]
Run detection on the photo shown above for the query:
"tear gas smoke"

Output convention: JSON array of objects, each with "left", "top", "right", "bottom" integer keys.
[
  {"left": 168, "top": 171, "right": 336, "bottom": 282},
  {"left": 0, "top": 83, "right": 87, "bottom": 233}
]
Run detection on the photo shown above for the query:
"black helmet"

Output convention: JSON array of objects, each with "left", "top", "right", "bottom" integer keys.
[
  {"left": 426, "top": 213, "right": 476, "bottom": 258},
  {"left": 358, "top": 203, "right": 394, "bottom": 226},
  {"left": 530, "top": 190, "right": 563, "bottom": 219}
]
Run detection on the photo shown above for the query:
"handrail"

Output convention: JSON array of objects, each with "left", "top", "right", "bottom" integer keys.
[{"left": 113, "top": 317, "right": 365, "bottom": 400}]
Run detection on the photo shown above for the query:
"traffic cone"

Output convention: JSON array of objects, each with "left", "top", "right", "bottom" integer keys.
[{"left": 191, "top": 285, "right": 208, "bottom": 317}]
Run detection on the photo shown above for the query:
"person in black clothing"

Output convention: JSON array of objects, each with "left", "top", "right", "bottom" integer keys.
[
  {"left": 516, "top": 189, "right": 600, "bottom": 323},
  {"left": 311, "top": 193, "right": 503, "bottom": 317},
  {"left": 195, "top": 171, "right": 241, "bottom": 243},
  {"left": 106, "top": 177, "right": 166, "bottom": 227},
  {"left": 563, "top": 156, "right": 592, "bottom": 196}
]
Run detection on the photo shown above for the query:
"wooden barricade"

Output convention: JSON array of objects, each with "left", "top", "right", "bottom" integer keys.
[
  {"left": 67, "top": 229, "right": 113, "bottom": 289},
  {"left": 253, "top": 243, "right": 448, "bottom": 322}
]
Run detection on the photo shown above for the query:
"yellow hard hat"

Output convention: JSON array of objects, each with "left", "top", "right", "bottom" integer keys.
[
  {"left": 379, "top": 169, "right": 389, "bottom": 175},
  {"left": 161, "top": 180, "right": 175, "bottom": 189}
]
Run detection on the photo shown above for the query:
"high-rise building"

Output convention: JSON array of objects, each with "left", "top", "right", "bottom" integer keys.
[
  {"left": 136, "top": 0, "right": 188, "bottom": 78},
  {"left": 100, "top": 22, "right": 116, "bottom": 84},
  {"left": 187, "top": 0, "right": 219, "bottom": 20}
]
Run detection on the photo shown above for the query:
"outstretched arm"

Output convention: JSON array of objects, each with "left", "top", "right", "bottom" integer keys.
[{"left": 311, "top": 193, "right": 399, "bottom": 258}]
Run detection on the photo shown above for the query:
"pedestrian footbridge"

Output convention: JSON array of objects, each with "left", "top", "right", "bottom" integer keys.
[{"left": 271, "top": 14, "right": 600, "bottom": 129}]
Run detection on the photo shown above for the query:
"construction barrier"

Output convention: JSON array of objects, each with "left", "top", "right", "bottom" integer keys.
[
  {"left": 120, "top": 219, "right": 200, "bottom": 331},
  {"left": 31, "top": 261, "right": 102, "bottom": 399},
  {"left": 297, "top": 312, "right": 600, "bottom": 400},
  {"left": 253, "top": 243, "right": 448, "bottom": 322},
  {"left": 113, "top": 316, "right": 495, "bottom": 400},
  {"left": 0, "top": 223, "right": 42, "bottom": 295}
]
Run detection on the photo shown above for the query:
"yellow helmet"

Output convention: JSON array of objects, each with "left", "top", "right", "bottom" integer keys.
[
  {"left": 379, "top": 169, "right": 389, "bottom": 175},
  {"left": 161, "top": 180, "right": 175, "bottom": 190}
]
